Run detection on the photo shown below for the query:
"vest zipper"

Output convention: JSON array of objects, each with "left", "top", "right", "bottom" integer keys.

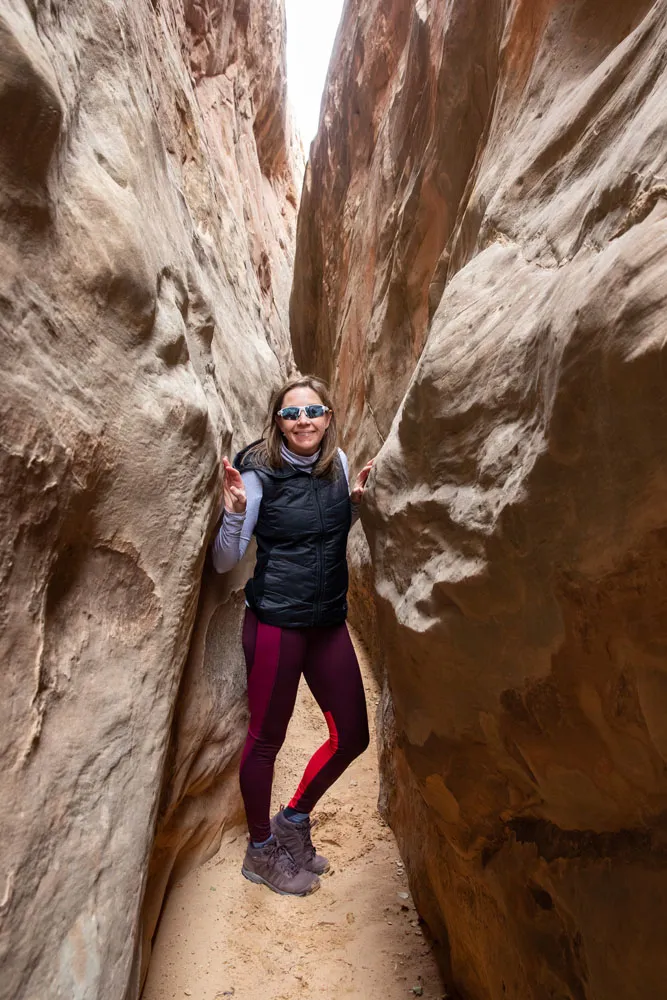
[{"left": 312, "top": 476, "right": 325, "bottom": 626}]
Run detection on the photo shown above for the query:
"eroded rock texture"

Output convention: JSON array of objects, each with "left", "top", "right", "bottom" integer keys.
[
  {"left": 0, "top": 2, "right": 299, "bottom": 998},
  {"left": 292, "top": 1, "right": 667, "bottom": 997}
]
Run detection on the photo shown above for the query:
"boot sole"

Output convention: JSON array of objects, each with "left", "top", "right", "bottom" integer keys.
[{"left": 241, "top": 866, "right": 320, "bottom": 896}]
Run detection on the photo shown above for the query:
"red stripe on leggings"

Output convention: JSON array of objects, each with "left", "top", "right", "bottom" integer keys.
[
  {"left": 288, "top": 710, "right": 338, "bottom": 808},
  {"left": 240, "top": 619, "right": 282, "bottom": 770}
]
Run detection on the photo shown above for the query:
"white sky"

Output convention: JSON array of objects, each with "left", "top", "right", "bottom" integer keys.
[{"left": 285, "top": 0, "right": 346, "bottom": 147}]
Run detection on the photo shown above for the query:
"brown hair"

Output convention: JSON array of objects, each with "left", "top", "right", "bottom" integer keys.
[{"left": 248, "top": 375, "right": 339, "bottom": 477}]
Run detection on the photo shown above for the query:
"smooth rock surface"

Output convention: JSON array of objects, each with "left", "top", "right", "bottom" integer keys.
[
  {"left": 0, "top": 2, "right": 299, "bottom": 998},
  {"left": 292, "top": 1, "right": 667, "bottom": 998}
]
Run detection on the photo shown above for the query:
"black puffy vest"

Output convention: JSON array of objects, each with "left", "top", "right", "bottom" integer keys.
[{"left": 234, "top": 443, "right": 352, "bottom": 628}]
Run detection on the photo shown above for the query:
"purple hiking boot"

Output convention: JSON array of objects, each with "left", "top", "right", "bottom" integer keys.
[{"left": 242, "top": 839, "right": 320, "bottom": 896}]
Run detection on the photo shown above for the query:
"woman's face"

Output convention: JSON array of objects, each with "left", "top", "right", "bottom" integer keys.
[{"left": 276, "top": 386, "right": 332, "bottom": 456}]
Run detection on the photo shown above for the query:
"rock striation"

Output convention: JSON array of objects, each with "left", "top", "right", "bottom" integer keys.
[
  {"left": 291, "top": 1, "right": 667, "bottom": 998},
  {"left": 0, "top": 2, "right": 299, "bottom": 998}
]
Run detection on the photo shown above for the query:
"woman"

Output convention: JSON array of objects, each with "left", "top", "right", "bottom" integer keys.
[{"left": 212, "top": 375, "right": 374, "bottom": 896}]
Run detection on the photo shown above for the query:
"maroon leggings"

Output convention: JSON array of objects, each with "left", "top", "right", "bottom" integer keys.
[{"left": 239, "top": 608, "right": 370, "bottom": 843}]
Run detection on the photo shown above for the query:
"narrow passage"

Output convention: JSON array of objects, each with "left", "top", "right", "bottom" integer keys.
[{"left": 143, "top": 630, "right": 444, "bottom": 1000}]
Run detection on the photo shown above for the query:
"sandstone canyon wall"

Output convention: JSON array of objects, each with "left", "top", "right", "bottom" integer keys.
[
  {"left": 291, "top": 1, "right": 667, "bottom": 998},
  {"left": 0, "top": 2, "right": 299, "bottom": 998}
]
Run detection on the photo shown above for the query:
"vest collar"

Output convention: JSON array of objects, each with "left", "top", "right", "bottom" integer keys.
[{"left": 234, "top": 439, "right": 316, "bottom": 479}]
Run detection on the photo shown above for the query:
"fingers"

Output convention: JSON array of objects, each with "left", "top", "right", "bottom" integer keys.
[
  {"left": 224, "top": 482, "right": 247, "bottom": 514},
  {"left": 351, "top": 456, "right": 377, "bottom": 504},
  {"left": 222, "top": 456, "right": 243, "bottom": 490}
]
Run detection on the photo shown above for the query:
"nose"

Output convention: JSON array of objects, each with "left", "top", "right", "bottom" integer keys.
[{"left": 296, "top": 409, "right": 310, "bottom": 425}]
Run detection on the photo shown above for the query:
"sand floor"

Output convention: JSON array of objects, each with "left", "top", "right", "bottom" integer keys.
[{"left": 143, "top": 632, "right": 445, "bottom": 1000}]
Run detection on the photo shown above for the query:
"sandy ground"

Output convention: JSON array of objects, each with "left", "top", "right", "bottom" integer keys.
[{"left": 143, "top": 631, "right": 445, "bottom": 1000}]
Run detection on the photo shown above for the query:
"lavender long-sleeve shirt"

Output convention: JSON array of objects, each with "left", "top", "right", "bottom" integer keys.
[{"left": 212, "top": 444, "right": 359, "bottom": 574}]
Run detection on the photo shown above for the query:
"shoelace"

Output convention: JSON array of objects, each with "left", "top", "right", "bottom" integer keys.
[
  {"left": 277, "top": 805, "right": 317, "bottom": 860},
  {"left": 271, "top": 842, "right": 301, "bottom": 876},
  {"left": 294, "top": 820, "right": 316, "bottom": 860}
]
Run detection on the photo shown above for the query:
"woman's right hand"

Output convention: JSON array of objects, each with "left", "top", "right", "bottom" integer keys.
[{"left": 222, "top": 456, "right": 247, "bottom": 514}]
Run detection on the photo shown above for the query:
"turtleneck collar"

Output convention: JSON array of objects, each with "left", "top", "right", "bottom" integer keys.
[{"left": 280, "top": 441, "right": 320, "bottom": 469}]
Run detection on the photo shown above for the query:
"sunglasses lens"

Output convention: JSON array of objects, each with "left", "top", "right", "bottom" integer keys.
[
  {"left": 305, "top": 405, "right": 326, "bottom": 418},
  {"left": 280, "top": 407, "right": 300, "bottom": 420}
]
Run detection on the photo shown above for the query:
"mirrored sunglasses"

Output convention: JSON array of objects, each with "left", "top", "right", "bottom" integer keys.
[{"left": 277, "top": 404, "right": 331, "bottom": 421}]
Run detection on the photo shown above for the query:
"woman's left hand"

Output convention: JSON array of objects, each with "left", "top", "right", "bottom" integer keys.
[{"left": 350, "top": 458, "right": 375, "bottom": 505}]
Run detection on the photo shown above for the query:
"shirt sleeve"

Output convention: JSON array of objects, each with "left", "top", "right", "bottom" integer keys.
[
  {"left": 211, "top": 470, "right": 263, "bottom": 573},
  {"left": 338, "top": 449, "right": 361, "bottom": 526}
]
